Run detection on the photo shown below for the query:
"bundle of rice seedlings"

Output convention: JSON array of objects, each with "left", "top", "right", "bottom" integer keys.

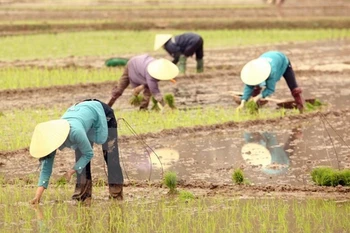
[
  {"left": 164, "top": 93, "right": 176, "bottom": 109},
  {"left": 246, "top": 100, "right": 259, "bottom": 115},
  {"left": 151, "top": 96, "right": 161, "bottom": 111},
  {"left": 129, "top": 95, "right": 143, "bottom": 106}
]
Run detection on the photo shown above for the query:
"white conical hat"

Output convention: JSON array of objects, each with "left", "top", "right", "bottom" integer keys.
[
  {"left": 30, "top": 119, "right": 70, "bottom": 158},
  {"left": 147, "top": 58, "right": 179, "bottom": 81},
  {"left": 240, "top": 58, "right": 271, "bottom": 86},
  {"left": 241, "top": 143, "right": 271, "bottom": 167},
  {"left": 154, "top": 34, "right": 172, "bottom": 51}
]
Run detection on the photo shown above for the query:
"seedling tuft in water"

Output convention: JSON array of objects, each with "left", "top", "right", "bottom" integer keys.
[
  {"left": 311, "top": 167, "right": 350, "bottom": 186},
  {"left": 164, "top": 171, "right": 178, "bottom": 194},
  {"left": 232, "top": 168, "right": 245, "bottom": 185}
]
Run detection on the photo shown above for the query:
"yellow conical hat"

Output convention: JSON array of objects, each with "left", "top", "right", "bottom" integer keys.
[
  {"left": 147, "top": 58, "right": 179, "bottom": 81},
  {"left": 154, "top": 34, "right": 172, "bottom": 51},
  {"left": 30, "top": 119, "right": 70, "bottom": 158}
]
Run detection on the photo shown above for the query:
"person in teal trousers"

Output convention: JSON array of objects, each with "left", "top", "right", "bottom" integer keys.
[
  {"left": 237, "top": 51, "right": 304, "bottom": 113},
  {"left": 30, "top": 99, "right": 123, "bottom": 204}
]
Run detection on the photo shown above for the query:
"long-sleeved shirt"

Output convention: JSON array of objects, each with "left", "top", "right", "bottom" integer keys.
[
  {"left": 164, "top": 32, "right": 202, "bottom": 64},
  {"left": 38, "top": 101, "right": 108, "bottom": 188},
  {"left": 111, "top": 54, "right": 163, "bottom": 102},
  {"left": 241, "top": 51, "right": 290, "bottom": 101}
]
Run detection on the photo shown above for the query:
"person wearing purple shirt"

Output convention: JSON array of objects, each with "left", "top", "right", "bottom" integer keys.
[
  {"left": 107, "top": 54, "right": 179, "bottom": 110},
  {"left": 237, "top": 51, "right": 304, "bottom": 113}
]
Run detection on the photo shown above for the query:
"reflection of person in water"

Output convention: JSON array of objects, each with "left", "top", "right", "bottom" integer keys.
[{"left": 242, "top": 131, "right": 296, "bottom": 175}]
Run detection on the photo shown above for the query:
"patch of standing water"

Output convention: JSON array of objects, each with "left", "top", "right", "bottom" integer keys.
[{"left": 120, "top": 115, "right": 350, "bottom": 186}]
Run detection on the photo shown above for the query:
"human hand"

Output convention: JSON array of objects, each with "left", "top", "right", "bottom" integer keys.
[
  {"left": 236, "top": 100, "right": 246, "bottom": 111},
  {"left": 252, "top": 94, "right": 262, "bottom": 103},
  {"left": 30, "top": 197, "right": 40, "bottom": 205},
  {"left": 132, "top": 85, "right": 145, "bottom": 96},
  {"left": 62, "top": 169, "right": 75, "bottom": 183}
]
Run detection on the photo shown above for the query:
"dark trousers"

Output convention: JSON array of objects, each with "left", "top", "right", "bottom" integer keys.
[
  {"left": 75, "top": 99, "right": 124, "bottom": 185},
  {"left": 184, "top": 37, "right": 204, "bottom": 60},
  {"left": 283, "top": 62, "right": 298, "bottom": 91}
]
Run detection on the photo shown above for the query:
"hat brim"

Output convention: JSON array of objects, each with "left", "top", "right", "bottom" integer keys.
[
  {"left": 241, "top": 58, "right": 271, "bottom": 86},
  {"left": 241, "top": 143, "right": 271, "bottom": 167},
  {"left": 147, "top": 58, "right": 179, "bottom": 81},
  {"left": 154, "top": 34, "right": 172, "bottom": 51},
  {"left": 30, "top": 119, "right": 70, "bottom": 158}
]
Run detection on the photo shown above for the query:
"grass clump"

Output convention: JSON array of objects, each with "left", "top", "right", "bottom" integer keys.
[
  {"left": 163, "top": 171, "right": 178, "bottom": 194},
  {"left": 311, "top": 167, "right": 350, "bottom": 186},
  {"left": 305, "top": 99, "right": 324, "bottom": 111},
  {"left": 129, "top": 95, "right": 143, "bottom": 107},
  {"left": 179, "top": 190, "right": 195, "bottom": 201},
  {"left": 232, "top": 168, "right": 245, "bottom": 185},
  {"left": 246, "top": 100, "right": 259, "bottom": 115},
  {"left": 164, "top": 93, "right": 176, "bottom": 109}
]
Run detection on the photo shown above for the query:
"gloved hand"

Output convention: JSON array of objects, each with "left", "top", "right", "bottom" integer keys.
[
  {"left": 236, "top": 99, "right": 246, "bottom": 111},
  {"left": 252, "top": 94, "right": 263, "bottom": 103}
]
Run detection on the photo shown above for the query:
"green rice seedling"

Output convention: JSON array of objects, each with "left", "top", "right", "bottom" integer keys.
[
  {"left": 245, "top": 100, "right": 259, "bottom": 115},
  {"left": 310, "top": 167, "right": 350, "bottom": 186},
  {"left": 129, "top": 95, "right": 143, "bottom": 107},
  {"left": 151, "top": 96, "right": 161, "bottom": 111},
  {"left": 55, "top": 177, "right": 67, "bottom": 187},
  {"left": 232, "top": 168, "right": 244, "bottom": 185},
  {"left": 179, "top": 190, "right": 195, "bottom": 201},
  {"left": 164, "top": 93, "right": 176, "bottom": 109},
  {"left": 337, "top": 169, "right": 350, "bottom": 186},
  {"left": 163, "top": 171, "right": 178, "bottom": 194}
]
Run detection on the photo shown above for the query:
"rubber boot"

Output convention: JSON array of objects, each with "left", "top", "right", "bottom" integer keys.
[
  {"left": 291, "top": 87, "right": 304, "bottom": 113},
  {"left": 72, "top": 179, "right": 92, "bottom": 202},
  {"left": 109, "top": 184, "right": 123, "bottom": 200},
  {"left": 196, "top": 58, "right": 204, "bottom": 73},
  {"left": 178, "top": 55, "right": 187, "bottom": 74}
]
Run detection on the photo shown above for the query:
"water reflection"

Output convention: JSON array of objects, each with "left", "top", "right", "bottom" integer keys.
[{"left": 242, "top": 132, "right": 290, "bottom": 175}]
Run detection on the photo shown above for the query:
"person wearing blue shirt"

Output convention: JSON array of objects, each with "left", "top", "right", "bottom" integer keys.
[
  {"left": 29, "top": 99, "right": 123, "bottom": 204},
  {"left": 237, "top": 51, "right": 304, "bottom": 113}
]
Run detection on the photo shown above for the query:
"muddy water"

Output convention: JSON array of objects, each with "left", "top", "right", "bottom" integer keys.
[{"left": 119, "top": 115, "right": 350, "bottom": 186}]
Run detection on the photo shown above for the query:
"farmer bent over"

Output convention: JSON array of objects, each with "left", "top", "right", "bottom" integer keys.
[
  {"left": 30, "top": 100, "right": 123, "bottom": 204},
  {"left": 236, "top": 51, "right": 304, "bottom": 113},
  {"left": 107, "top": 54, "right": 179, "bottom": 110},
  {"left": 154, "top": 32, "right": 204, "bottom": 74}
]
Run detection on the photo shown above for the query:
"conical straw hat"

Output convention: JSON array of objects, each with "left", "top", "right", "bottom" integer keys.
[
  {"left": 241, "top": 58, "right": 271, "bottom": 86},
  {"left": 147, "top": 58, "right": 179, "bottom": 81},
  {"left": 30, "top": 119, "right": 70, "bottom": 158},
  {"left": 241, "top": 143, "right": 271, "bottom": 167},
  {"left": 154, "top": 34, "right": 172, "bottom": 51}
]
